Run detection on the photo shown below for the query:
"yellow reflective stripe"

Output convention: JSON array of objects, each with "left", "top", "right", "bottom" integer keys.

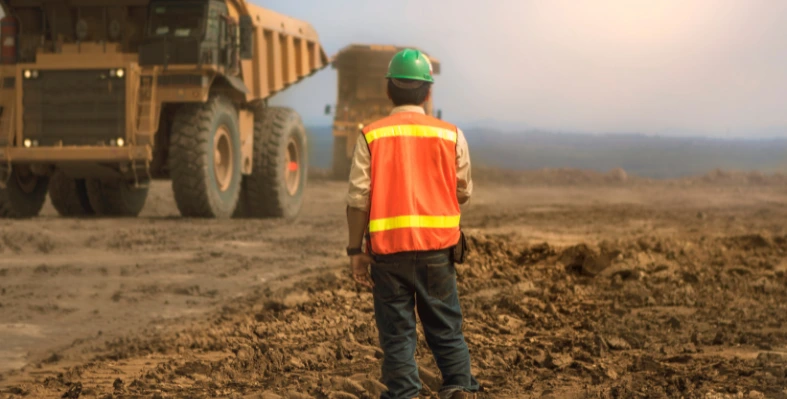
[
  {"left": 369, "top": 215, "right": 461, "bottom": 233},
  {"left": 364, "top": 125, "right": 457, "bottom": 145}
]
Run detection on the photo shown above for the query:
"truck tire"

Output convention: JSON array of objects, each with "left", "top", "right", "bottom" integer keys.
[
  {"left": 169, "top": 95, "right": 242, "bottom": 219},
  {"left": 0, "top": 166, "right": 49, "bottom": 219},
  {"left": 332, "top": 136, "right": 351, "bottom": 180},
  {"left": 49, "top": 170, "right": 94, "bottom": 217},
  {"left": 85, "top": 178, "right": 148, "bottom": 217},
  {"left": 234, "top": 106, "right": 307, "bottom": 219}
]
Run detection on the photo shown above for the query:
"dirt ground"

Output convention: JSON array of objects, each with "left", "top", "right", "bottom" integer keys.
[{"left": 1, "top": 169, "right": 786, "bottom": 399}]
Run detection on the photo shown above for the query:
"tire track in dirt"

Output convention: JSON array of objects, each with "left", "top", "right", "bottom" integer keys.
[
  {"left": 1, "top": 177, "right": 786, "bottom": 398},
  {"left": 3, "top": 232, "right": 785, "bottom": 398}
]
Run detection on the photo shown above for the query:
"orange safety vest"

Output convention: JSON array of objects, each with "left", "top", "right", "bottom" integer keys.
[{"left": 363, "top": 111, "right": 461, "bottom": 255}]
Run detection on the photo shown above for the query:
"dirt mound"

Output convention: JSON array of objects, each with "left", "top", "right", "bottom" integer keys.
[
  {"left": 556, "top": 243, "right": 614, "bottom": 277},
  {"left": 471, "top": 166, "right": 642, "bottom": 186},
  {"left": 605, "top": 167, "right": 628, "bottom": 183},
  {"left": 460, "top": 165, "right": 787, "bottom": 188},
  {"left": 689, "top": 168, "right": 787, "bottom": 186},
  {"left": 6, "top": 231, "right": 786, "bottom": 398},
  {"left": 721, "top": 233, "right": 784, "bottom": 251}
]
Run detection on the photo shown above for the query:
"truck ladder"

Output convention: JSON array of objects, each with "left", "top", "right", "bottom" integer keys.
[{"left": 136, "top": 74, "right": 158, "bottom": 137}]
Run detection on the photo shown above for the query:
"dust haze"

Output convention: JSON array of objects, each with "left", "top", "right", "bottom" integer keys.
[{"left": 269, "top": 0, "right": 787, "bottom": 137}]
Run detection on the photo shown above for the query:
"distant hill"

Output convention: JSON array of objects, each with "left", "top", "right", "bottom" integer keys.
[{"left": 305, "top": 125, "right": 787, "bottom": 179}]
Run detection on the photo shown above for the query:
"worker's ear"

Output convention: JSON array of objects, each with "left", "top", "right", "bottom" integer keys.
[
  {"left": 386, "top": 83, "right": 392, "bottom": 101},
  {"left": 422, "top": 85, "right": 432, "bottom": 105}
]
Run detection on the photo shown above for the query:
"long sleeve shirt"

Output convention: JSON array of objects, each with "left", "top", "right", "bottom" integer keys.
[{"left": 345, "top": 105, "right": 473, "bottom": 212}]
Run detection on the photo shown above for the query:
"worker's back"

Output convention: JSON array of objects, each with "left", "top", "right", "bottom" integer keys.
[{"left": 362, "top": 108, "right": 461, "bottom": 254}]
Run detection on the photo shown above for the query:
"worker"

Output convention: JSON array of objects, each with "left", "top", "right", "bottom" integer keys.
[{"left": 345, "top": 48, "right": 479, "bottom": 399}]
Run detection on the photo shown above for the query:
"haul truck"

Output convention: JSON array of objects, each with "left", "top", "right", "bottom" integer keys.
[
  {"left": 325, "top": 44, "right": 441, "bottom": 180},
  {"left": 0, "top": 0, "right": 328, "bottom": 219}
]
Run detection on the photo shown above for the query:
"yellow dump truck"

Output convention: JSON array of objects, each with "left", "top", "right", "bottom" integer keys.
[
  {"left": 0, "top": 0, "right": 328, "bottom": 219},
  {"left": 326, "top": 44, "right": 441, "bottom": 179}
]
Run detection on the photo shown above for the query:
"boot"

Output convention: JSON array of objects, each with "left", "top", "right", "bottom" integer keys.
[{"left": 450, "top": 392, "right": 477, "bottom": 399}]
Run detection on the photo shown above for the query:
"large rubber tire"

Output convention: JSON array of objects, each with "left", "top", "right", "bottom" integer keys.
[
  {"left": 332, "top": 136, "right": 351, "bottom": 180},
  {"left": 85, "top": 178, "right": 148, "bottom": 217},
  {"left": 169, "top": 95, "right": 242, "bottom": 219},
  {"left": 0, "top": 166, "right": 49, "bottom": 219},
  {"left": 49, "top": 170, "right": 94, "bottom": 217},
  {"left": 234, "top": 106, "right": 307, "bottom": 220}
]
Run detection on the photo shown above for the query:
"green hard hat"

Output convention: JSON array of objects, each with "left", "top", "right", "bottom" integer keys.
[{"left": 385, "top": 48, "right": 434, "bottom": 83}]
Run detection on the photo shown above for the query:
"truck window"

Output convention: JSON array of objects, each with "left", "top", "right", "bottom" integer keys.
[
  {"left": 205, "top": 8, "right": 220, "bottom": 41},
  {"left": 147, "top": 2, "right": 206, "bottom": 38}
]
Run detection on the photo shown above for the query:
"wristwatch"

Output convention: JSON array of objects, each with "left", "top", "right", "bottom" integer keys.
[{"left": 346, "top": 247, "right": 363, "bottom": 256}]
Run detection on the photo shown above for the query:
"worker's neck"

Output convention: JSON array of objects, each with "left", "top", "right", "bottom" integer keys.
[{"left": 391, "top": 105, "right": 425, "bottom": 115}]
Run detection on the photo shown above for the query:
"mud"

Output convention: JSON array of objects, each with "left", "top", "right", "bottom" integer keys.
[{"left": 1, "top": 171, "right": 786, "bottom": 398}]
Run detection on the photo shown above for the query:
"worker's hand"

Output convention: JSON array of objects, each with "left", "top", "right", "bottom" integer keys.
[{"left": 350, "top": 253, "right": 374, "bottom": 289}]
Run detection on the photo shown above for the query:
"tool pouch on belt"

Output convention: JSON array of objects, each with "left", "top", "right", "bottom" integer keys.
[{"left": 452, "top": 229, "right": 468, "bottom": 264}]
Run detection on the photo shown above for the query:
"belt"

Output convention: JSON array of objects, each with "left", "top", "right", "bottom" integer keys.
[{"left": 373, "top": 248, "right": 451, "bottom": 264}]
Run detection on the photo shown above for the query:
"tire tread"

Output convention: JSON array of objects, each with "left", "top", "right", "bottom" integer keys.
[
  {"left": 237, "top": 106, "right": 307, "bottom": 219},
  {"left": 49, "top": 170, "right": 94, "bottom": 217},
  {"left": 169, "top": 95, "right": 240, "bottom": 218}
]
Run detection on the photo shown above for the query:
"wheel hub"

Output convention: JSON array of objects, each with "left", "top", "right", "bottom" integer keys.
[
  {"left": 214, "top": 125, "right": 234, "bottom": 192},
  {"left": 285, "top": 137, "right": 301, "bottom": 196}
]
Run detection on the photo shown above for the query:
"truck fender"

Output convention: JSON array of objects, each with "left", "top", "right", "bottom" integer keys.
[
  {"left": 221, "top": 75, "right": 250, "bottom": 95},
  {"left": 206, "top": 74, "right": 250, "bottom": 104}
]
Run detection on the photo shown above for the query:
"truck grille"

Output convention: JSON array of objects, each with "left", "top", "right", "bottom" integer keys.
[{"left": 22, "top": 70, "right": 126, "bottom": 146}]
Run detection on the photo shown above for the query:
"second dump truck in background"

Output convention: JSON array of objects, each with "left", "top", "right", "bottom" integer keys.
[
  {"left": 326, "top": 44, "right": 441, "bottom": 179},
  {"left": 0, "top": 0, "right": 328, "bottom": 219}
]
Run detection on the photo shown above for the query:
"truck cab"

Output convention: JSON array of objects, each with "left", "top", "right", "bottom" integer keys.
[{"left": 140, "top": 0, "right": 244, "bottom": 74}]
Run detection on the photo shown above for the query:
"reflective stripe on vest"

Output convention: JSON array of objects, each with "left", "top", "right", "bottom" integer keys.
[
  {"left": 369, "top": 214, "right": 461, "bottom": 233},
  {"left": 365, "top": 124, "right": 458, "bottom": 145},
  {"left": 363, "top": 111, "right": 461, "bottom": 255}
]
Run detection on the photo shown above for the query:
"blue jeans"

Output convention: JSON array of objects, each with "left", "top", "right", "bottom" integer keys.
[{"left": 371, "top": 249, "right": 479, "bottom": 399}]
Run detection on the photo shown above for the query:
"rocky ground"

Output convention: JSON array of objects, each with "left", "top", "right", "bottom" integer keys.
[{"left": 1, "top": 169, "right": 786, "bottom": 399}]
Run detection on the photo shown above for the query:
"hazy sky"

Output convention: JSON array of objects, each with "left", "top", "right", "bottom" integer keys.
[
  {"left": 262, "top": 0, "right": 787, "bottom": 138},
  {"left": 4, "top": 1, "right": 782, "bottom": 137}
]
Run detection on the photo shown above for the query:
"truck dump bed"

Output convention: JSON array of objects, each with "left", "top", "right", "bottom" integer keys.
[{"left": 237, "top": 1, "right": 330, "bottom": 99}]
